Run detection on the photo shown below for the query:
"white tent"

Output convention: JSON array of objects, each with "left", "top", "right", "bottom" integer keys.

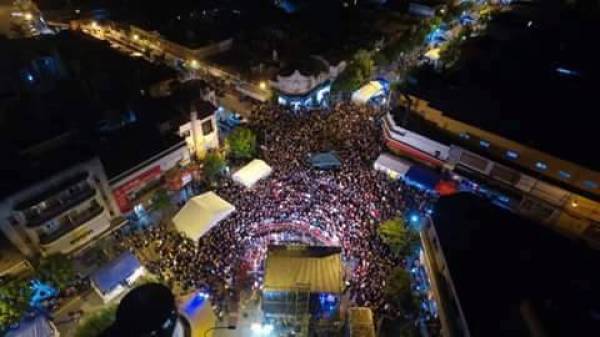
[
  {"left": 374, "top": 153, "right": 412, "bottom": 180},
  {"left": 232, "top": 159, "right": 272, "bottom": 188},
  {"left": 352, "top": 81, "right": 384, "bottom": 105},
  {"left": 173, "top": 192, "right": 235, "bottom": 241}
]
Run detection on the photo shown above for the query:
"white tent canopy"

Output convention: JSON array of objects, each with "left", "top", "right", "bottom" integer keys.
[
  {"left": 232, "top": 159, "right": 272, "bottom": 188},
  {"left": 374, "top": 153, "right": 412, "bottom": 180},
  {"left": 173, "top": 192, "right": 235, "bottom": 241},
  {"left": 352, "top": 81, "right": 384, "bottom": 105}
]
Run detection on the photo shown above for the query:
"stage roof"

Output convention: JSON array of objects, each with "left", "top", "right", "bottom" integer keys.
[
  {"left": 232, "top": 159, "right": 272, "bottom": 188},
  {"left": 173, "top": 192, "right": 235, "bottom": 241},
  {"left": 91, "top": 251, "right": 141, "bottom": 295},
  {"left": 264, "top": 245, "right": 343, "bottom": 294}
]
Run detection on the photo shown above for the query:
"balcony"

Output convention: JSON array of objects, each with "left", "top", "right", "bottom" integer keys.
[
  {"left": 25, "top": 185, "right": 96, "bottom": 228},
  {"left": 38, "top": 203, "right": 105, "bottom": 245}
]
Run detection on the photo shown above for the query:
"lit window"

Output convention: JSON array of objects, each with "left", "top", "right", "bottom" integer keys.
[
  {"left": 558, "top": 171, "right": 571, "bottom": 179},
  {"left": 535, "top": 162, "right": 548, "bottom": 171},
  {"left": 583, "top": 181, "right": 598, "bottom": 190},
  {"left": 479, "top": 140, "right": 490, "bottom": 148},
  {"left": 506, "top": 150, "right": 519, "bottom": 160},
  {"left": 459, "top": 133, "right": 470, "bottom": 139}
]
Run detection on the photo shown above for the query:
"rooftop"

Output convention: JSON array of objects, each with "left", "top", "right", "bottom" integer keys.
[
  {"left": 410, "top": 4, "right": 600, "bottom": 171},
  {"left": 432, "top": 194, "right": 600, "bottom": 337}
]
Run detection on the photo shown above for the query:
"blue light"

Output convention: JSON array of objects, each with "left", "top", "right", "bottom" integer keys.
[
  {"left": 583, "top": 181, "right": 598, "bottom": 190},
  {"left": 184, "top": 291, "right": 208, "bottom": 315},
  {"left": 498, "top": 195, "right": 510, "bottom": 203},
  {"left": 556, "top": 67, "right": 579, "bottom": 77},
  {"left": 479, "top": 140, "right": 490, "bottom": 148},
  {"left": 29, "top": 280, "right": 57, "bottom": 307},
  {"left": 558, "top": 171, "right": 571, "bottom": 180},
  {"left": 506, "top": 150, "right": 519, "bottom": 160},
  {"left": 410, "top": 214, "right": 420, "bottom": 223},
  {"left": 535, "top": 162, "right": 548, "bottom": 171},
  {"left": 27, "top": 74, "right": 34, "bottom": 82}
]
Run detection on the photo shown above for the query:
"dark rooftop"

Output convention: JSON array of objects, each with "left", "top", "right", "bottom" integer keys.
[
  {"left": 410, "top": 4, "right": 600, "bottom": 171},
  {"left": 432, "top": 193, "right": 600, "bottom": 337}
]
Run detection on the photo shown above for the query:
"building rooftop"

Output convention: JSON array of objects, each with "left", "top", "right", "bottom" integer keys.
[
  {"left": 431, "top": 194, "right": 600, "bottom": 337},
  {"left": 410, "top": 5, "right": 600, "bottom": 172}
]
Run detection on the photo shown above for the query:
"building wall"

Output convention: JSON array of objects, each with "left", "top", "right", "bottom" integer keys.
[
  {"left": 404, "top": 96, "right": 600, "bottom": 199},
  {"left": 0, "top": 157, "right": 117, "bottom": 257},
  {"left": 109, "top": 142, "right": 190, "bottom": 213}
]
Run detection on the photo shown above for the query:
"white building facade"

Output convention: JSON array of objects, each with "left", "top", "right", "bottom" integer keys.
[{"left": 0, "top": 157, "right": 119, "bottom": 257}]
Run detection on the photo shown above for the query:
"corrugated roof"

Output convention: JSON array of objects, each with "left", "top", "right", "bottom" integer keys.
[
  {"left": 264, "top": 245, "right": 343, "bottom": 294},
  {"left": 91, "top": 251, "right": 141, "bottom": 294}
]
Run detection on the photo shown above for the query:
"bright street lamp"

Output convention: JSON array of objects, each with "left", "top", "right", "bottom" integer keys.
[
  {"left": 132, "top": 33, "right": 140, "bottom": 41},
  {"left": 259, "top": 81, "right": 267, "bottom": 90},
  {"left": 189, "top": 59, "right": 200, "bottom": 69},
  {"left": 24, "top": 12, "right": 33, "bottom": 21}
]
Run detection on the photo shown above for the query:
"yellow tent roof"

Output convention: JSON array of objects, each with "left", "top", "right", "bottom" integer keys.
[
  {"left": 264, "top": 245, "right": 344, "bottom": 294},
  {"left": 351, "top": 81, "right": 384, "bottom": 104}
]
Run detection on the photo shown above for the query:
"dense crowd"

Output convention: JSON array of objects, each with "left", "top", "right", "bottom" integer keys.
[{"left": 120, "top": 102, "right": 437, "bottom": 321}]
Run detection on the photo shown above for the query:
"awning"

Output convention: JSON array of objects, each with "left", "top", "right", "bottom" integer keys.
[
  {"left": 232, "top": 159, "right": 272, "bottom": 188},
  {"left": 308, "top": 152, "right": 342, "bottom": 170},
  {"left": 373, "top": 153, "right": 412, "bottom": 179},
  {"left": 91, "top": 251, "right": 142, "bottom": 295},
  {"left": 5, "top": 316, "right": 55, "bottom": 337},
  {"left": 351, "top": 81, "right": 385, "bottom": 105},
  {"left": 173, "top": 192, "right": 235, "bottom": 241},
  {"left": 264, "top": 246, "right": 343, "bottom": 294},
  {"left": 405, "top": 165, "right": 441, "bottom": 190}
]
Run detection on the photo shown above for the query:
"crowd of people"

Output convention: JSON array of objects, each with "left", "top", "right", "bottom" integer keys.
[{"left": 119, "top": 102, "right": 438, "bottom": 323}]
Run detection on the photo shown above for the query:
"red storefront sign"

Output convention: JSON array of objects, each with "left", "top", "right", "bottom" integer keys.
[{"left": 113, "top": 165, "right": 162, "bottom": 213}]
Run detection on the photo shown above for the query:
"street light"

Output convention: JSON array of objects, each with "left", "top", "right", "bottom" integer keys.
[
  {"left": 24, "top": 12, "right": 33, "bottom": 21},
  {"left": 259, "top": 81, "right": 267, "bottom": 90},
  {"left": 90, "top": 21, "right": 98, "bottom": 28},
  {"left": 251, "top": 323, "right": 273, "bottom": 335},
  {"left": 204, "top": 325, "right": 236, "bottom": 337},
  {"left": 190, "top": 59, "right": 199, "bottom": 69},
  {"left": 132, "top": 33, "right": 140, "bottom": 41}
]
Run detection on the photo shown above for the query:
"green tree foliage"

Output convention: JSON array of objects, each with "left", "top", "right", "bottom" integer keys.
[
  {"left": 36, "top": 254, "right": 75, "bottom": 291},
  {"left": 153, "top": 188, "right": 171, "bottom": 210},
  {"left": 384, "top": 268, "right": 417, "bottom": 314},
  {"left": 0, "top": 278, "right": 32, "bottom": 330},
  {"left": 202, "top": 152, "right": 227, "bottom": 182},
  {"left": 226, "top": 127, "right": 257, "bottom": 160},
  {"left": 378, "top": 218, "right": 419, "bottom": 256},
  {"left": 332, "top": 49, "right": 375, "bottom": 93},
  {"left": 74, "top": 306, "right": 117, "bottom": 337}
]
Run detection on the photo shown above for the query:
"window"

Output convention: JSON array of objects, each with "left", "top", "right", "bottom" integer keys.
[
  {"left": 535, "top": 162, "right": 548, "bottom": 171},
  {"left": 506, "top": 150, "right": 519, "bottom": 160},
  {"left": 583, "top": 181, "right": 599, "bottom": 190},
  {"left": 201, "top": 120, "right": 214, "bottom": 135},
  {"left": 479, "top": 140, "right": 490, "bottom": 148},
  {"left": 558, "top": 171, "right": 571, "bottom": 180}
]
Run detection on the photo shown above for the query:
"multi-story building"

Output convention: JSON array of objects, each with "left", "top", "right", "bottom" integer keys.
[
  {"left": 0, "top": 157, "right": 119, "bottom": 257},
  {"left": 420, "top": 193, "right": 600, "bottom": 337},
  {"left": 383, "top": 97, "right": 600, "bottom": 247}
]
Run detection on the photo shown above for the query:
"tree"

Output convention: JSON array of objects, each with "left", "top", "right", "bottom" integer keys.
[
  {"left": 202, "top": 152, "right": 227, "bottom": 182},
  {"left": 153, "top": 188, "right": 171, "bottom": 210},
  {"left": 373, "top": 52, "right": 389, "bottom": 67},
  {"left": 36, "top": 254, "right": 75, "bottom": 291},
  {"left": 226, "top": 127, "right": 256, "bottom": 160},
  {"left": 378, "top": 218, "right": 419, "bottom": 256},
  {"left": 0, "top": 278, "right": 32, "bottom": 331},
  {"left": 332, "top": 49, "right": 376, "bottom": 93},
  {"left": 384, "top": 268, "right": 417, "bottom": 314},
  {"left": 353, "top": 49, "right": 375, "bottom": 80},
  {"left": 74, "top": 306, "right": 117, "bottom": 337}
]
